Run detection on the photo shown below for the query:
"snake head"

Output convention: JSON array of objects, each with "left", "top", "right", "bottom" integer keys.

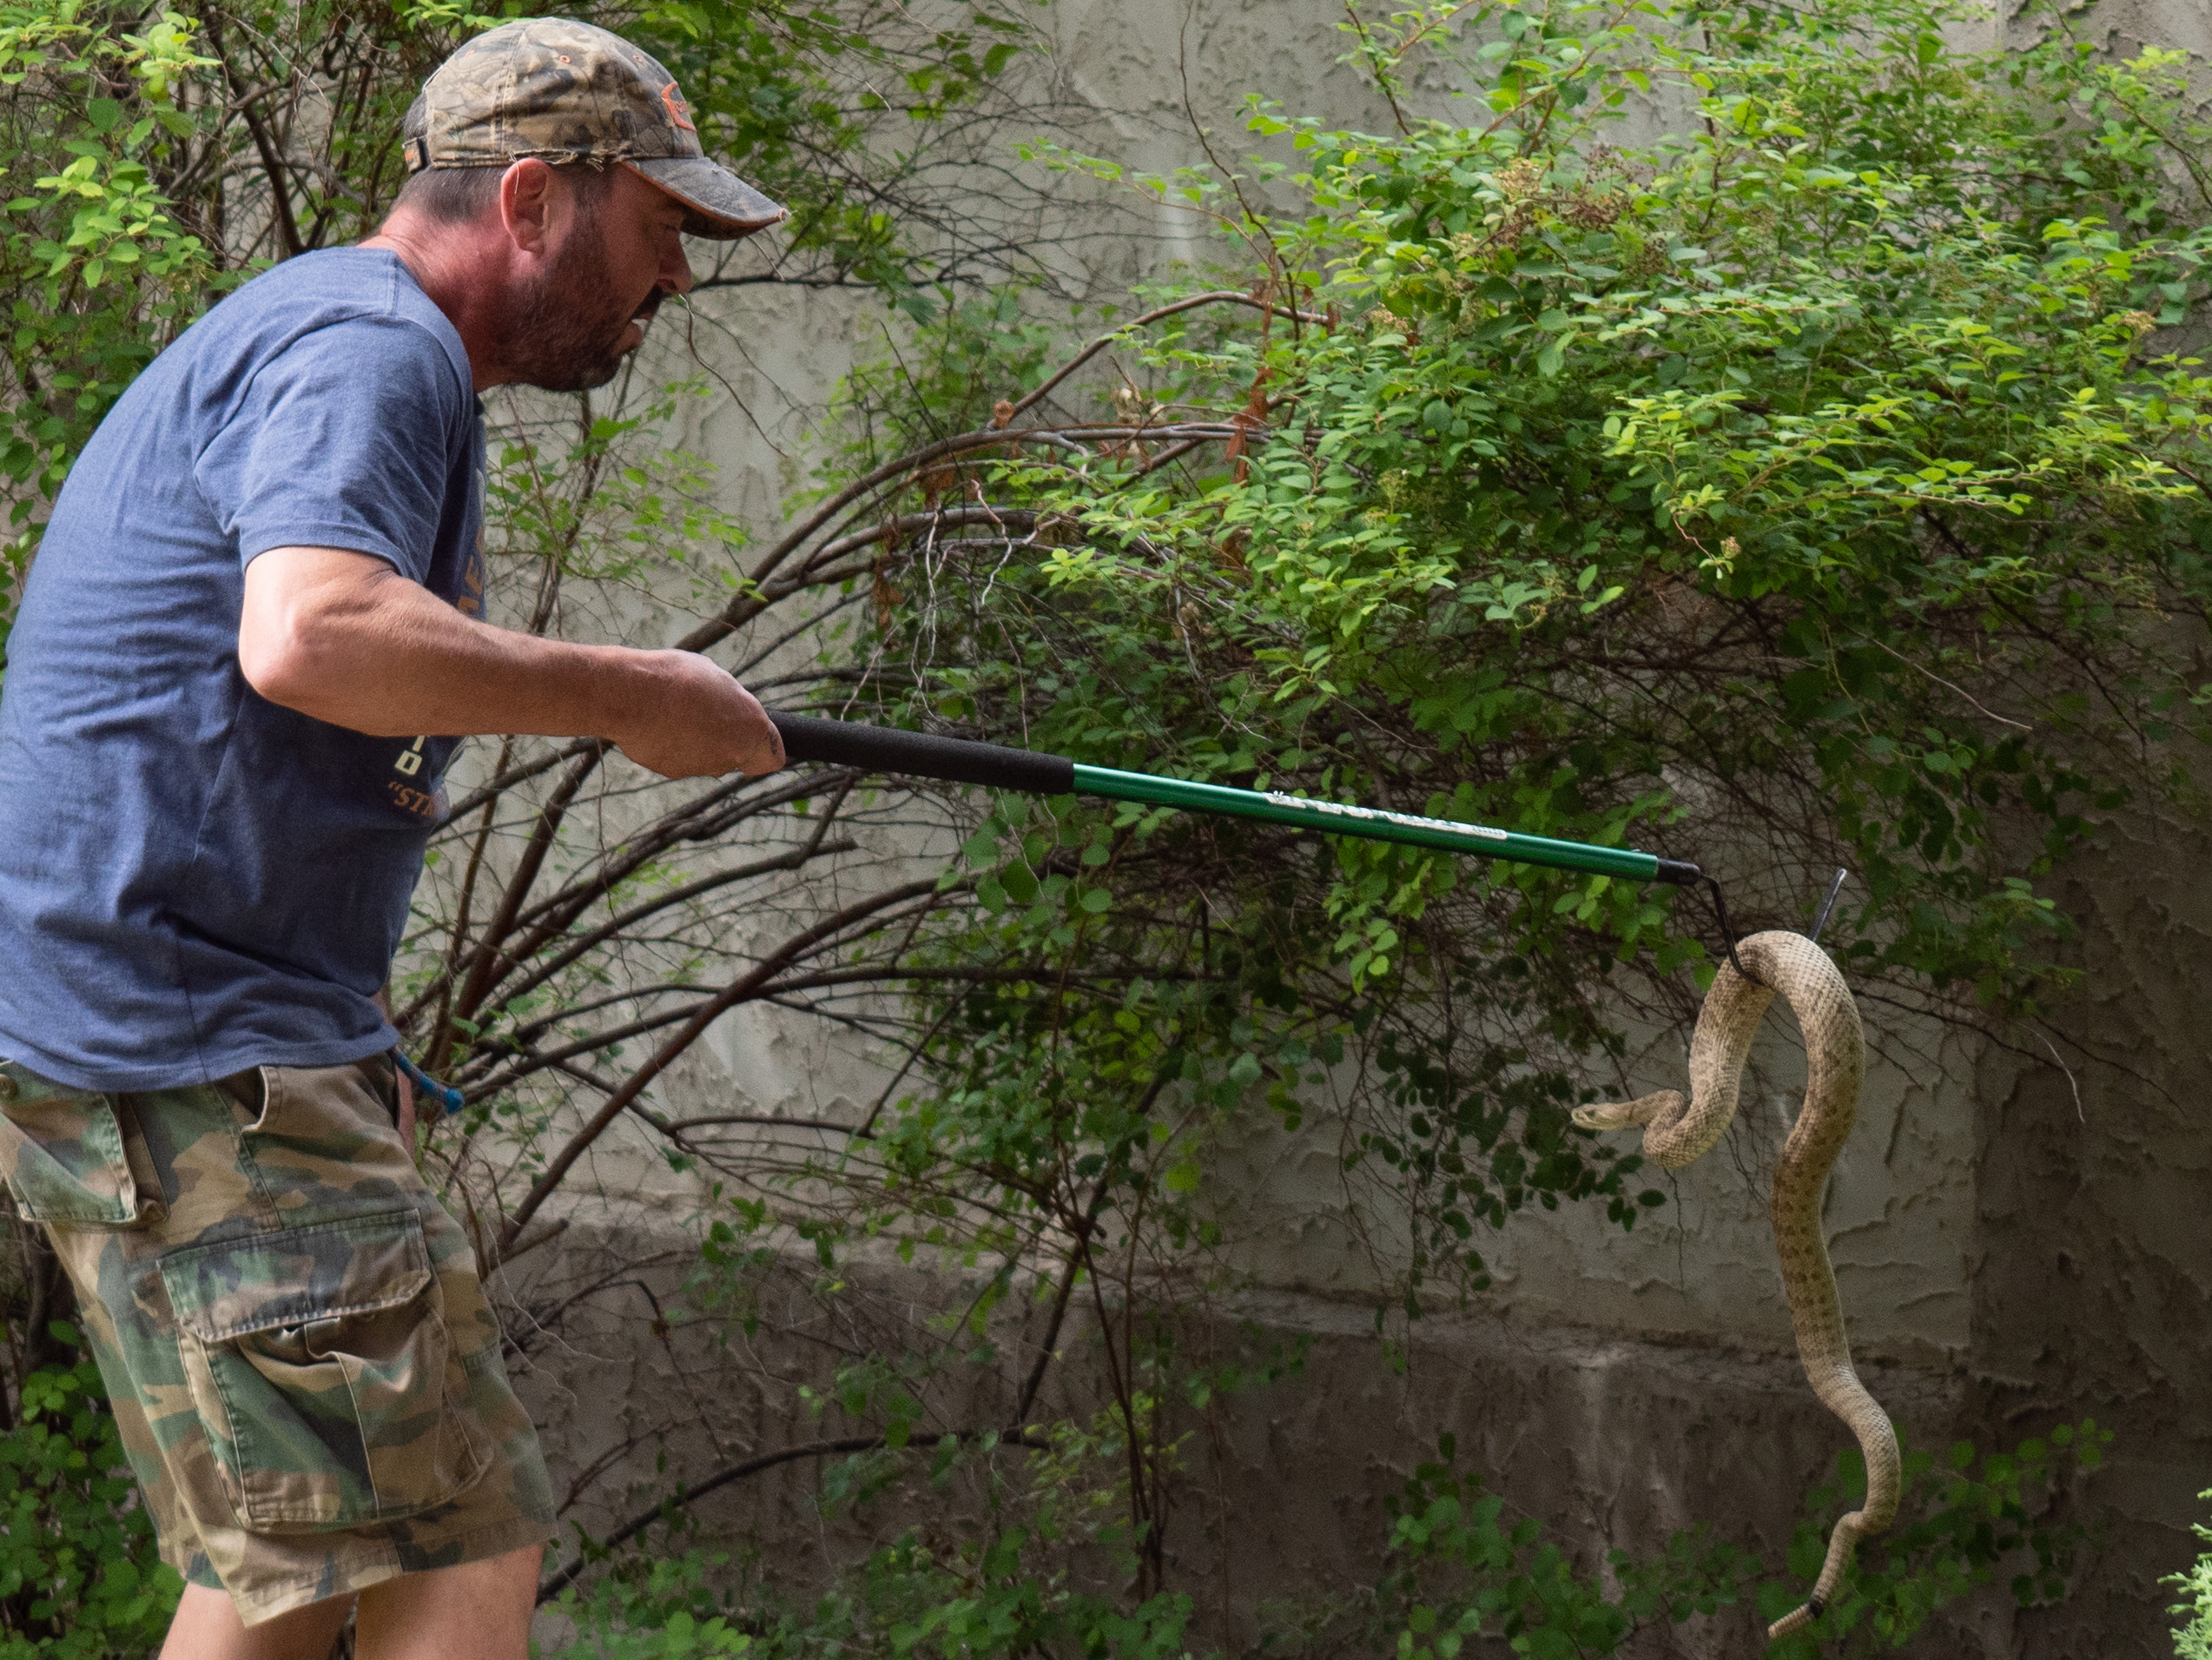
[{"left": 1571, "top": 1091, "right": 1681, "bottom": 1133}]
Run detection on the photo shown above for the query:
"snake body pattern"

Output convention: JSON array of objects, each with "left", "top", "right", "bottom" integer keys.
[{"left": 1571, "top": 929, "right": 1900, "bottom": 1643}]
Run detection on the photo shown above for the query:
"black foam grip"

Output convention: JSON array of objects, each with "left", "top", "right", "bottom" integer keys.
[
  {"left": 770, "top": 711, "right": 1076, "bottom": 796},
  {"left": 1653, "top": 857, "right": 1703, "bottom": 887}
]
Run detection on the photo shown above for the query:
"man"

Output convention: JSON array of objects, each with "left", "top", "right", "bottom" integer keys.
[{"left": 0, "top": 18, "right": 785, "bottom": 1657}]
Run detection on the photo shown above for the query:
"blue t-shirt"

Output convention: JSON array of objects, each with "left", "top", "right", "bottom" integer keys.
[{"left": 0, "top": 248, "right": 485, "bottom": 1091}]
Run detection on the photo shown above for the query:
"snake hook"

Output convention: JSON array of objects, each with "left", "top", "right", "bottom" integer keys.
[
  {"left": 1703, "top": 876, "right": 1759, "bottom": 983},
  {"left": 1808, "top": 866, "right": 1850, "bottom": 946}
]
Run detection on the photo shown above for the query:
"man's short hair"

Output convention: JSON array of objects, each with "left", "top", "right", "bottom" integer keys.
[{"left": 393, "top": 159, "right": 620, "bottom": 225}]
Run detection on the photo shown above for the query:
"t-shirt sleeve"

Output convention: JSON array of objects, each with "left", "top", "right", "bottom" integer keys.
[{"left": 194, "top": 314, "right": 465, "bottom": 585}]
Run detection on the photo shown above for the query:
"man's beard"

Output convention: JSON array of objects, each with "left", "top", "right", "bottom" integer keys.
[{"left": 503, "top": 217, "right": 657, "bottom": 393}]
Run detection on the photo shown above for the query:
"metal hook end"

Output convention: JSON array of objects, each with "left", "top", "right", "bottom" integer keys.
[
  {"left": 1705, "top": 876, "right": 1758, "bottom": 982},
  {"left": 1655, "top": 860, "right": 1760, "bottom": 985},
  {"left": 1808, "top": 866, "right": 1850, "bottom": 945}
]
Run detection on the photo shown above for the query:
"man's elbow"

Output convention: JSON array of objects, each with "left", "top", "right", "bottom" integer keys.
[
  {"left": 236, "top": 612, "right": 321, "bottom": 710},
  {"left": 237, "top": 592, "right": 388, "bottom": 729},
  {"left": 239, "top": 618, "right": 404, "bottom": 734},
  {"left": 239, "top": 592, "right": 365, "bottom": 717},
  {"left": 237, "top": 547, "right": 397, "bottom": 727}
]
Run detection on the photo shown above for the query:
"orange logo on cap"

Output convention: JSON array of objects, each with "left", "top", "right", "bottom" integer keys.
[{"left": 660, "top": 82, "right": 695, "bottom": 131}]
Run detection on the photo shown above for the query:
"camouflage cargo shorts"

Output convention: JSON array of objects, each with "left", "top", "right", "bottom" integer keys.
[{"left": 0, "top": 1053, "right": 556, "bottom": 1626}]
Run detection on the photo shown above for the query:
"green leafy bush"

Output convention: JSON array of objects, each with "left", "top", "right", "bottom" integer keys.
[
  {"left": 0, "top": 1328, "right": 181, "bottom": 1657},
  {"left": 1364, "top": 1437, "right": 1756, "bottom": 1657},
  {"left": 840, "top": 0, "right": 2212, "bottom": 1327},
  {"left": 1763, "top": 1422, "right": 2109, "bottom": 1655},
  {"left": 541, "top": 1552, "right": 765, "bottom": 1659},
  {"left": 539, "top": 1528, "right": 1194, "bottom": 1659},
  {"left": 1331, "top": 1424, "right": 2104, "bottom": 1659},
  {"left": 2170, "top": 1489, "right": 2212, "bottom": 1660}
]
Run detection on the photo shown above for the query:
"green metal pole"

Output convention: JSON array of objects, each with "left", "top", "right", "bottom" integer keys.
[
  {"left": 765, "top": 712, "right": 1701, "bottom": 886},
  {"left": 1071, "top": 764, "right": 1691, "bottom": 884}
]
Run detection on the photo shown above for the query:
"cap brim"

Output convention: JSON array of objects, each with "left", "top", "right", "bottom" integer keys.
[{"left": 627, "top": 156, "right": 786, "bottom": 241}]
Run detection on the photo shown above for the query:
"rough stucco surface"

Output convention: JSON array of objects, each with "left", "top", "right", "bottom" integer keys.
[
  {"left": 508, "top": 3, "right": 2212, "bottom": 1653},
  {"left": 1964, "top": 800, "right": 2212, "bottom": 1653},
  {"left": 518, "top": 1233, "right": 1991, "bottom": 1659},
  {"left": 1206, "top": 1008, "right": 1981, "bottom": 1369}
]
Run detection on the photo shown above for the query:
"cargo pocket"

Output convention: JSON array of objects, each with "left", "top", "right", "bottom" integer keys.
[
  {"left": 159, "top": 1208, "right": 492, "bottom": 1531},
  {"left": 0, "top": 1061, "right": 155, "bottom": 1226}
]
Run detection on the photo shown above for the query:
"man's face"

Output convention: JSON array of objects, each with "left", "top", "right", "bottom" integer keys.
[{"left": 505, "top": 168, "right": 694, "bottom": 393}]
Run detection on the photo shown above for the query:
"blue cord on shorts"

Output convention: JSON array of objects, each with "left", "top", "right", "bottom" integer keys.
[{"left": 393, "top": 1050, "right": 466, "bottom": 1118}]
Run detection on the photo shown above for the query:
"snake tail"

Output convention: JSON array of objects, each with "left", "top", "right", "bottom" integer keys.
[
  {"left": 1767, "top": 1596, "right": 1822, "bottom": 1641},
  {"left": 1767, "top": 1506, "right": 1876, "bottom": 1640}
]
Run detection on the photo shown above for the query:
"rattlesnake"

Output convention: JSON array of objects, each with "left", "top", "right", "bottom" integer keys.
[{"left": 1572, "top": 929, "right": 1899, "bottom": 1643}]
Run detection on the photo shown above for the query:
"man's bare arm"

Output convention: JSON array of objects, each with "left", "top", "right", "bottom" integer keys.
[{"left": 238, "top": 546, "right": 782, "bottom": 779}]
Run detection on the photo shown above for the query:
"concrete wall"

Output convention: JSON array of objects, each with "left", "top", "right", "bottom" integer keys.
[
  {"left": 1965, "top": 800, "right": 2212, "bottom": 1652},
  {"left": 505, "top": 3, "right": 2212, "bottom": 1654}
]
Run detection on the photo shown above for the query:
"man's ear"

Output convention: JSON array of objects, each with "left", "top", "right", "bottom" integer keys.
[{"left": 499, "top": 157, "right": 558, "bottom": 256}]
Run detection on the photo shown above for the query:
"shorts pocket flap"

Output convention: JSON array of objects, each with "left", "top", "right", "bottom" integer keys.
[
  {"left": 0, "top": 1064, "right": 146, "bottom": 1226},
  {"left": 161, "top": 1210, "right": 432, "bottom": 1343}
]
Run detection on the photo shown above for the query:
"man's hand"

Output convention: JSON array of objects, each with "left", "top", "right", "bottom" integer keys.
[
  {"left": 240, "top": 546, "right": 784, "bottom": 780},
  {"left": 605, "top": 651, "right": 783, "bottom": 778}
]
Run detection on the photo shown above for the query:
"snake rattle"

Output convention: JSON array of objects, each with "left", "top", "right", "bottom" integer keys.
[{"left": 1573, "top": 929, "right": 1900, "bottom": 1643}]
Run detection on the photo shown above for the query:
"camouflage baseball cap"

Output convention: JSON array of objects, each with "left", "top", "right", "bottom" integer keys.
[{"left": 402, "top": 17, "right": 785, "bottom": 240}]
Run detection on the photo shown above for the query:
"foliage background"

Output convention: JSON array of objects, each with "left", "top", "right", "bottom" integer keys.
[
  {"left": 2175, "top": 1491, "right": 2212, "bottom": 1660},
  {"left": 0, "top": 0, "right": 2204, "bottom": 1654}
]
